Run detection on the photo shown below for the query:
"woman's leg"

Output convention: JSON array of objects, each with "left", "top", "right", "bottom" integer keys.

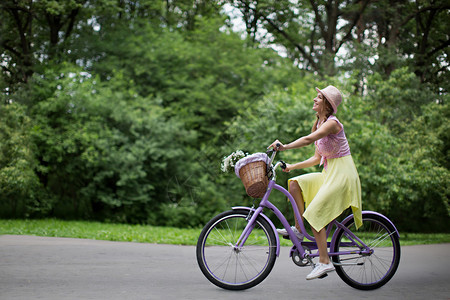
[
  {"left": 289, "top": 180, "right": 304, "bottom": 232},
  {"left": 311, "top": 227, "right": 330, "bottom": 264},
  {"left": 291, "top": 180, "right": 330, "bottom": 264},
  {"left": 306, "top": 226, "right": 334, "bottom": 280}
]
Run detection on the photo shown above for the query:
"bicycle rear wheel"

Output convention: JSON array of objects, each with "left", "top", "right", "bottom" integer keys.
[
  {"left": 196, "top": 209, "right": 277, "bottom": 290},
  {"left": 332, "top": 213, "right": 401, "bottom": 290}
]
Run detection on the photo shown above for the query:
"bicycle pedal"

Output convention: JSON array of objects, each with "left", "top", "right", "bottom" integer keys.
[{"left": 318, "top": 274, "right": 328, "bottom": 279}]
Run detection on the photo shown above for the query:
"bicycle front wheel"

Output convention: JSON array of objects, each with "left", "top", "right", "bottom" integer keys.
[
  {"left": 196, "top": 209, "right": 277, "bottom": 290},
  {"left": 332, "top": 213, "right": 401, "bottom": 290}
]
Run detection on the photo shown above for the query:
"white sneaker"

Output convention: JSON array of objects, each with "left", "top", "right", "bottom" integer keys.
[
  {"left": 306, "top": 262, "right": 335, "bottom": 280},
  {"left": 276, "top": 226, "right": 304, "bottom": 241}
]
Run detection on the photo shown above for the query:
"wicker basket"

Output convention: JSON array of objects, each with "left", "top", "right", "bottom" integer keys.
[{"left": 239, "top": 161, "right": 268, "bottom": 198}]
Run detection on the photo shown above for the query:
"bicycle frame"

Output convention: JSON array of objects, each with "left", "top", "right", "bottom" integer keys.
[{"left": 234, "top": 178, "right": 376, "bottom": 262}]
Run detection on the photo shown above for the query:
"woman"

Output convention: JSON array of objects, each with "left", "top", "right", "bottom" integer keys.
[{"left": 268, "top": 85, "right": 362, "bottom": 280}]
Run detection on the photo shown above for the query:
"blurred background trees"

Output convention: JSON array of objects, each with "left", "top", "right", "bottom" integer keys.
[{"left": 1, "top": 0, "right": 448, "bottom": 232}]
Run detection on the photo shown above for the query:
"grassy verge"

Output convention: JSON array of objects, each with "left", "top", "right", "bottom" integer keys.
[
  {"left": 1, "top": 219, "right": 449, "bottom": 246},
  {"left": 0, "top": 219, "right": 201, "bottom": 245}
]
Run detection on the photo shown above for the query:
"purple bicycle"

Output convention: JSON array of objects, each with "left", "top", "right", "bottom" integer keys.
[{"left": 196, "top": 149, "right": 400, "bottom": 290}]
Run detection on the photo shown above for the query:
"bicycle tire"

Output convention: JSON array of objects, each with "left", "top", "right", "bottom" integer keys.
[
  {"left": 196, "top": 209, "right": 277, "bottom": 290},
  {"left": 332, "top": 213, "right": 401, "bottom": 290}
]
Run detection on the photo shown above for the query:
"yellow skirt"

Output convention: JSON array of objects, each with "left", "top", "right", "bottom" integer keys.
[{"left": 288, "top": 155, "right": 362, "bottom": 232}]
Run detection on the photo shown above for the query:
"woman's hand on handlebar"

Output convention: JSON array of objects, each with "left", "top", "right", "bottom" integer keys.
[
  {"left": 268, "top": 140, "right": 286, "bottom": 151},
  {"left": 282, "top": 163, "right": 293, "bottom": 173}
]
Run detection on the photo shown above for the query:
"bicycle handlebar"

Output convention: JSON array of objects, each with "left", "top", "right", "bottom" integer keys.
[
  {"left": 266, "top": 144, "right": 280, "bottom": 166},
  {"left": 266, "top": 143, "right": 287, "bottom": 177}
]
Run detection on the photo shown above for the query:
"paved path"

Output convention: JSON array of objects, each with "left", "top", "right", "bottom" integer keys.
[{"left": 0, "top": 235, "right": 449, "bottom": 300}]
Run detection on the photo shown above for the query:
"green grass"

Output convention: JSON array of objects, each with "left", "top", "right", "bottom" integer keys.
[
  {"left": 0, "top": 219, "right": 201, "bottom": 245},
  {"left": 1, "top": 219, "right": 449, "bottom": 246}
]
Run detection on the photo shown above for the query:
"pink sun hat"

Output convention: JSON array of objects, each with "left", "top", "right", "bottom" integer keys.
[{"left": 315, "top": 85, "right": 342, "bottom": 114}]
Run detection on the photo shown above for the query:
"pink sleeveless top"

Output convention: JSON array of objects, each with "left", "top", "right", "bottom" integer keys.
[{"left": 314, "top": 116, "right": 351, "bottom": 170}]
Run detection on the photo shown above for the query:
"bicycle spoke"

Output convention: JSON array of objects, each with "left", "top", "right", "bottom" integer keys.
[
  {"left": 241, "top": 245, "right": 276, "bottom": 251},
  {"left": 239, "top": 252, "right": 260, "bottom": 275},
  {"left": 224, "top": 218, "right": 237, "bottom": 245},
  {"left": 212, "top": 226, "right": 233, "bottom": 246},
  {"left": 371, "top": 254, "right": 391, "bottom": 272},
  {"left": 234, "top": 253, "right": 239, "bottom": 282},
  {"left": 369, "top": 231, "right": 396, "bottom": 248},
  {"left": 206, "top": 236, "right": 232, "bottom": 246},
  {"left": 212, "top": 250, "right": 233, "bottom": 280}
]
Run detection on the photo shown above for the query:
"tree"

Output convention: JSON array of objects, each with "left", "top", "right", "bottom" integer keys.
[
  {"left": 354, "top": 0, "right": 449, "bottom": 89},
  {"left": 224, "top": 0, "right": 449, "bottom": 92},
  {"left": 224, "top": 0, "right": 371, "bottom": 75},
  {"left": 0, "top": 101, "right": 43, "bottom": 217},
  {"left": 20, "top": 64, "right": 196, "bottom": 223},
  {"left": 0, "top": 0, "right": 87, "bottom": 91}
]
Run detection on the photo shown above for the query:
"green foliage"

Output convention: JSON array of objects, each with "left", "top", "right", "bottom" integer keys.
[
  {"left": 86, "top": 18, "right": 297, "bottom": 143},
  {"left": 389, "top": 100, "right": 450, "bottom": 231},
  {"left": 364, "top": 68, "right": 430, "bottom": 132},
  {"left": 0, "top": 1, "right": 448, "bottom": 233},
  {"left": 0, "top": 102, "right": 43, "bottom": 217},
  {"left": 345, "top": 71, "right": 450, "bottom": 232},
  {"left": 5, "top": 64, "right": 195, "bottom": 223}
]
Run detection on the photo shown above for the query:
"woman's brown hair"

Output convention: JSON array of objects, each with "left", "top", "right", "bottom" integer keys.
[{"left": 312, "top": 97, "right": 334, "bottom": 133}]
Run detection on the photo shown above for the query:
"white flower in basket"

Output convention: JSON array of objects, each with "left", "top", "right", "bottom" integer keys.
[{"left": 221, "top": 150, "right": 249, "bottom": 173}]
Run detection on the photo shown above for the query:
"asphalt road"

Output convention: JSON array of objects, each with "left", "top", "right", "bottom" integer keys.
[{"left": 0, "top": 235, "right": 449, "bottom": 300}]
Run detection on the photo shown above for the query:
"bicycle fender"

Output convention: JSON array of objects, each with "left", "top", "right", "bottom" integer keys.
[
  {"left": 358, "top": 211, "right": 400, "bottom": 238},
  {"left": 232, "top": 206, "right": 280, "bottom": 257}
]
